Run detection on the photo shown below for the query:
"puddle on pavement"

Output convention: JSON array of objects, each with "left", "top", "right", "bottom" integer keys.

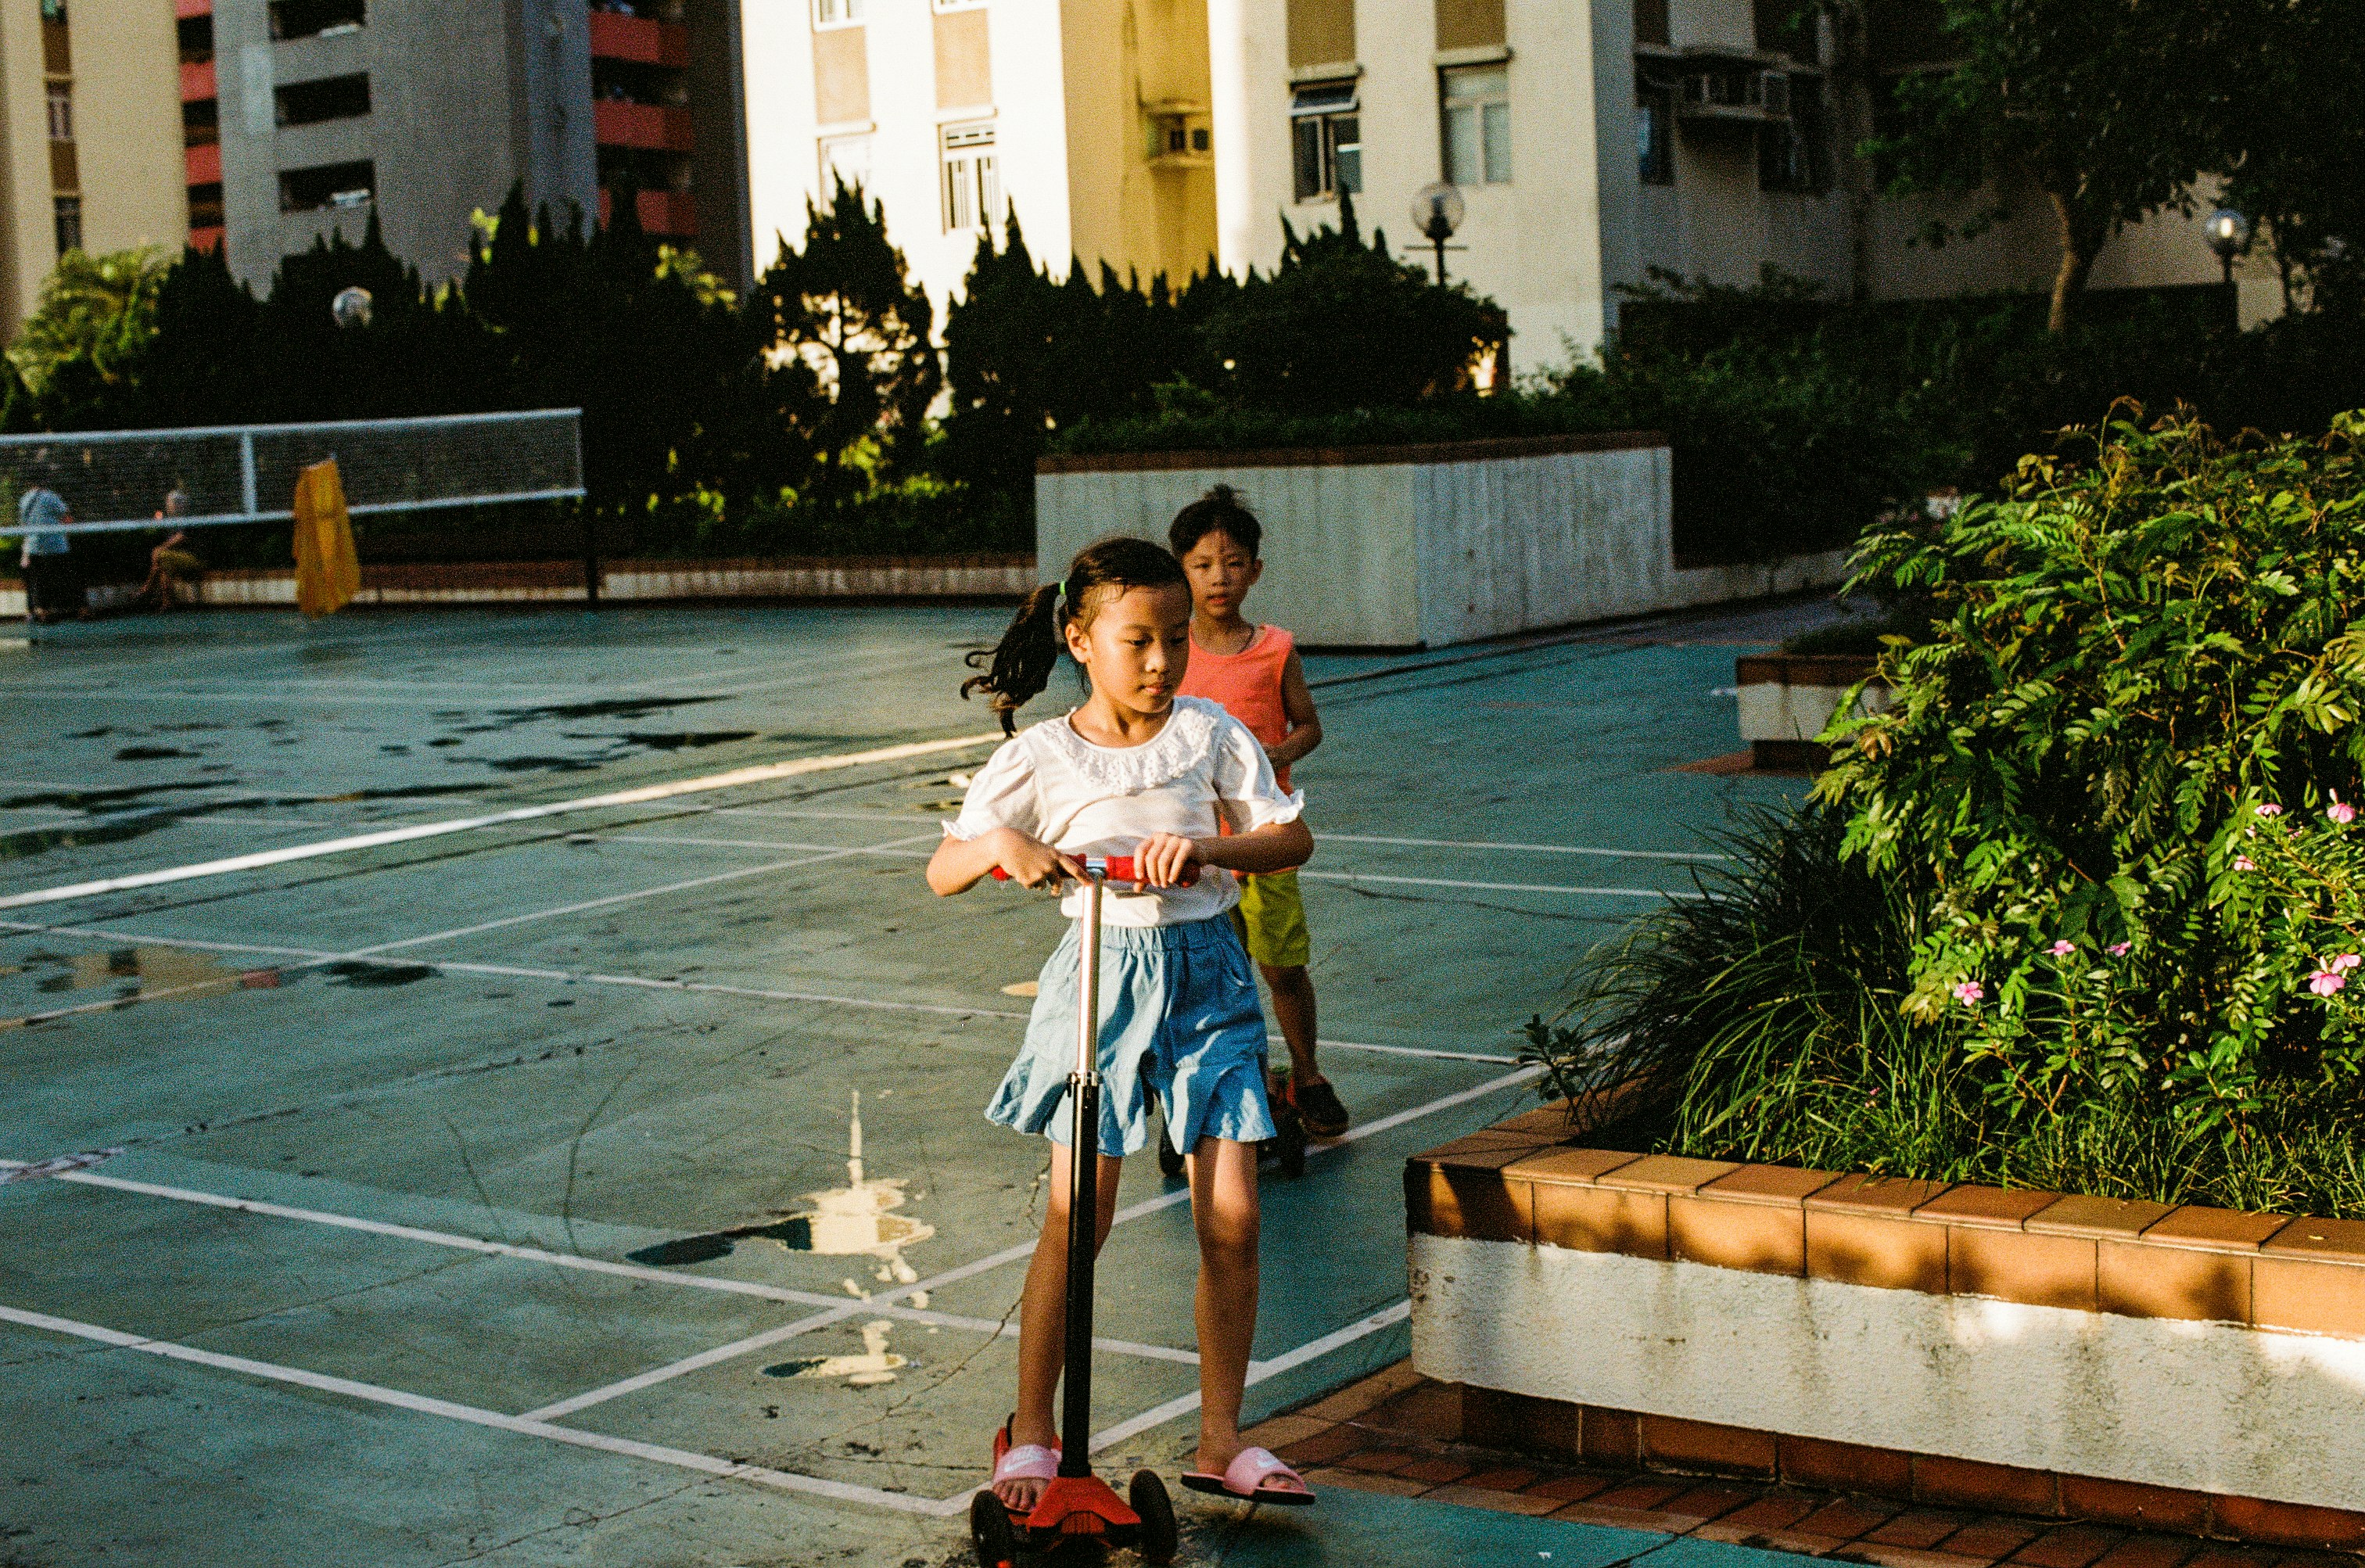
[
  {"left": 626, "top": 1091, "right": 935, "bottom": 1302},
  {"left": 13, "top": 946, "right": 246, "bottom": 1010},
  {"left": 325, "top": 960, "right": 436, "bottom": 988},
  {"left": 763, "top": 1319, "right": 906, "bottom": 1386}
]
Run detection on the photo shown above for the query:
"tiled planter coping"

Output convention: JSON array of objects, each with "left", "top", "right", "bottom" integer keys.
[
  {"left": 1405, "top": 1114, "right": 2365, "bottom": 1551},
  {"left": 1735, "top": 652, "right": 1890, "bottom": 772}
]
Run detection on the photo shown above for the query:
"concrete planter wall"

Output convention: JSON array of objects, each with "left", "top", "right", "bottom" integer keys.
[
  {"left": 1036, "top": 434, "right": 1848, "bottom": 649},
  {"left": 1735, "top": 652, "right": 1891, "bottom": 770},
  {"left": 1406, "top": 1115, "right": 2365, "bottom": 1550},
  {"left": 5, "top": 557, "right": 1034, "bottom": 615}
]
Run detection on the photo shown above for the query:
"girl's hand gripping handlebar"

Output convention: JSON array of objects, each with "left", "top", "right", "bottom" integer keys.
[{"left": 990, "top": 855, "right": 1140, "bottom": 884}]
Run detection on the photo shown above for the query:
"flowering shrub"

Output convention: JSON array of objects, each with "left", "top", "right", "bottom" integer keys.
[{"left": 1824, "top": 406, "right": 2365, "bottom": 1139}]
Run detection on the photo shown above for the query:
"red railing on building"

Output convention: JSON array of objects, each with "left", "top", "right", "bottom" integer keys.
[
  {"left": 598, "top": 188, "right": 698, "bottom": 237},
  {"left": 188, "top": 225, "right": 224, "bottom": 252},
  {"left": 587, "top": 11, "right": 689, "bottom": 67},
  {"left": 185, "top": 142, "right": 221, "bottom": 185},
  {"left": 181, "top": 59, "right": 216, "bottom": 102},
  {"left": 593, "top": 99, "right": 694, "bottom": 152},
  {"left": 175, "top": 0, "right": 212, "bottom": 17}
]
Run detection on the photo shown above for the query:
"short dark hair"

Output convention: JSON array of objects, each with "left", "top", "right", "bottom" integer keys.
[{"left": 1168, "top": 483, "right": 1262, "bottom": 561}]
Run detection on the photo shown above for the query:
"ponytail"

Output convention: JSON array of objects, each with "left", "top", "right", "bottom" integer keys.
[{"left": 963, "top": 536, "right": 1186, "bottom": 734}]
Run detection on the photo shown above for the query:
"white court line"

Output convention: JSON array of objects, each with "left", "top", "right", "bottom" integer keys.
[
  {"left": 0, "top": 1303, "right": 956, "bottom": 1517},
  {"left": 1300, "top": 869, "right": 1701, "bottom": 899},
  {"left": 0, "top": 913, "right": 1532, "bottom": 1057},
  {"left": 513, "top": 1066, "right": 1544, "bottom": 1419},
  {"left": 1322, "top": 833, "right": 1728, "bottom": 863},
  {"left": 0, "top": 734, "right": 1000, "bottom": 911},
  {"left": 0, "top": 837, "right": 937, "bottom": 1030},
  {"left": 1085, "top": 1300, "right": 1415, "bottom": 1455},
  {"left": 0, "top": 1159, "right": 1198, "bottom": 1388}
]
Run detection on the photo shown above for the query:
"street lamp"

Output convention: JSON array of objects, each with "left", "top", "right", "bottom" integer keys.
[
  {"left": 2204, "top": 208, "right": 2251, "bottom": 287},
  {"left": 330, "top": 285, "right": 374, "bottom": 328},
  {"left": 1407, "top": 182, "right": 1466, "bottom": 284}
]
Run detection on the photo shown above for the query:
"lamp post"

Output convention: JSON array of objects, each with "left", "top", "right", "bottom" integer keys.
[
  {"left": 2204, "top": 208, "right": 2251, "bottom": 288},
  {"left": 330, "top": 285, "right": 373, "bottom": 328},
  {"left": 1407, "top": 182, "right": 1466, "bottom": 284}
]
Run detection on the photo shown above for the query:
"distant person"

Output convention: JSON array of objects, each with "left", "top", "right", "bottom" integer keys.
[
  {"left": 139, "top": 530, "right": 203, "bottom": 612},
  {"left": 1169, "top": 486, "right": 1344, "bottom": 1138},
  {"left": 17, "top": 483, "right": 77, "bottom": 623}
]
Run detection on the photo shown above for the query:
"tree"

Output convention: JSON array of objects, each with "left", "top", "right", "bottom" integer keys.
[
  {"left": 6, "top": 246, "right": 171, "bottom": 416},
  {"left": 1202, "top": 193, "right": 1508, "bottom": 409},
  {"left": 750, "top": 179, "right": 939, "bottom": 498},
  {"left": 2216, "top": 0, "right": 2365, "bottom": 314},
  {"left": 1868, "top": 0, "right": 2235, "bottom": 331}
]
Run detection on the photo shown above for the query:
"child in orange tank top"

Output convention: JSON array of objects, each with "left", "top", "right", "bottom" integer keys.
[{"left": 1168, "top": 486, "right": 1348, "bottom": 1138}]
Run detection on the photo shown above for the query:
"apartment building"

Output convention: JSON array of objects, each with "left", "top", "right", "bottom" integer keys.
[
  {"left": 0, "top": 1, "right": 185, "bottom": 338},
  {"left": 185, "top": 0, "right": 752, "bottom": 294},
  {"left": 744, "top": 0, "right": 2247, "bottom": 371}
]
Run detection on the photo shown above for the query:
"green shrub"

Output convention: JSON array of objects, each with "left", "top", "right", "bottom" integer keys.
[{"left": 1531, "top": 407, "right": 2365, "bottom": 1216}]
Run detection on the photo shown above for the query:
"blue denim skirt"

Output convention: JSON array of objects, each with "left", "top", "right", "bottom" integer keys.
[{"left": 986, "top": 914, "right": 1277, "bottom": 1157}]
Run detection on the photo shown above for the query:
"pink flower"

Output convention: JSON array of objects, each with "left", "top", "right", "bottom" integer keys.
[
  {"left": 2234, "top": 856, "right": 2257, "bottom": 871},
  {"left": 2338, "top": 954, "right": 2363, "bottom": 974},
  {"left": 2108, "top": 942, "right": 2131, "bottom": 956},
  {"left": 1952, "top": 980, "right": 1985, "bottom": 1006},
  {"left": 2331, "top": 796, "right": 2356, "bottom": 826},
  {"left": 2310, "top": 969, "right": 2347, "bottom": 997},
  {"left": 2256, "top": 803, "right": 2284, "bottom": 818},
  {"left": 2049, "top": 940, "right": 2077, "bottom": 957}
]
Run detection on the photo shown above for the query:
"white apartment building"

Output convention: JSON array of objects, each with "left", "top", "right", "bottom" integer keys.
[{"left": 740, "top": 0, "right": 2256, "bottom": 374}]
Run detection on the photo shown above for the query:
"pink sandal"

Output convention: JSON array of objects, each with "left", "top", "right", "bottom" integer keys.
[
  {"left": 989, "top": 1419, "right": 1060, "bottom": 1496},
  {"left": 1179, "top": 1445, "right": 1316, "bottom": 1505}
]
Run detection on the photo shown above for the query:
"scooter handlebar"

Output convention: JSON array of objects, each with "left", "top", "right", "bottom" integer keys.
[{"left": 989, "top": 854, "right": 1139, "bottom": 885}]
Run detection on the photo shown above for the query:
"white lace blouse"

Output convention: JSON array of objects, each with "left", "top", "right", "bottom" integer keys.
[{"left": 944, "top": 696, "right": 1305, "bottom": 926}]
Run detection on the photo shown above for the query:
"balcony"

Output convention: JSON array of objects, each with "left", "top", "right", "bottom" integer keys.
[
  {"left": 588, "top": 11, "right": 689, "bottom": 67},
  {"left": 188, "top": 225, "right": 224, "bottom": 252},
  {"left": 181, "top": 59, "right": 217, "bottom": 102},
  {"left": 598, "top": 187, "right": 697, "bottom": 236},
  {"left": 176, "top": 0, "right": 213, "bottom": 16},
  {"left": 593, "top": 99, "right": 693, "bottom": 152},
  {"left": 186, "top": 142, "right": 221, "bottom": 184}
]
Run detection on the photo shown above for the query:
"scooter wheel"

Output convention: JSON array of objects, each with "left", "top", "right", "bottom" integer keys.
[
  {"left": 1129, "top": 1470, "right": 1179, "bottom": 1565},
  {"left": 971, "top": 1487, "right": 1021, "bottom": 1568}
]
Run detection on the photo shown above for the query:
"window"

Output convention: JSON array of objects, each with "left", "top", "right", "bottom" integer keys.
[
  {"left": 188, "top": 182, "right": 225, "bottom": 228},
  {"left": 276, "top": 73, "right": 371, "bottom": 127},
  {"left": 819, "top": 132, "right": 870, "bottom": 194},
  {"left": 52, "top": 194, "right": 81, "bottom": 254},
  {"left": 178, "top": 12, "right": 214, "bottom": 64},
  {"left": 269, "top": 0, "right": 366, "bottom": 40},
  {"left": 1637, "top": 83, "right": 1671, "bottom": 185},
  {"left": 1758, "top": 74, "right": 1832, "bottom": 192},
  {"left": 45, "top": 81, "right": 71, "bottom": 142},
  {"left": 1441, "top": 64, "right": 1509, "bottom": 185},
  {"left": 814, "top": 0, "right": 863, "bottom": 27},
  {"left": 185, "top": 98, "right": 220, "bottom": 147},
  {"left": 1633, "top": 0, "right": 1668, "bottom": 47},
  {"left": 941, "top": 119, "right": 997, "bottom": 231},
  {"left": 1290, "top": 81, "right": 1360, "bottom": 202},
  {"left": 280, "top": 158, "right": 374, "bottom": 212}
]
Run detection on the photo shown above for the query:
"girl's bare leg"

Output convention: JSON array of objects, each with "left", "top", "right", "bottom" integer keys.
[
  {"left": 999, "top": 1140, "right": 1123, "bottom": 1511},
  {"left": 1186, "top": 1135, "right": 1261, "bottom": 1477}
]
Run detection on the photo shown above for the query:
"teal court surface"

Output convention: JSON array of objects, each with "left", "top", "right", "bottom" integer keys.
[{"left": 0, "top": 601, "right": 1825, "bottom": 1567}]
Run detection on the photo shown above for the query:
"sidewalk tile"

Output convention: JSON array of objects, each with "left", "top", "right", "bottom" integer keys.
[
  {"left": 1423, "top": 1484, "right": 1563, "bottom": 1516},
  {"left": 1305, "top": 1466, "right": 1430, "bottom": 1498},
  {"left": 2010, "top": 1526, "right": 2126, "bottom": 1568}
]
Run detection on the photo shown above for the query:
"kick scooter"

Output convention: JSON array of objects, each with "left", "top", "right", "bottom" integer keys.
[{"left": 973, "top": 855, "right": 1179, "bottom": 1566}]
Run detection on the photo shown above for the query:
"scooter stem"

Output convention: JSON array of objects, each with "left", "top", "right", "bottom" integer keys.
[{"left": 1057, "top": 870, "right": 1104, "bottom": 1477}]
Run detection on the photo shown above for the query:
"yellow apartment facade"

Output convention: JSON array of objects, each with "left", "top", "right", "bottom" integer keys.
[{"left": 0, "top": 1, "right": 185, "bottom": 339}]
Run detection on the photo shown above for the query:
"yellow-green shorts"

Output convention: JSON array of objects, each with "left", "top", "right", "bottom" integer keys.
[{"left": 1229, "top": 869, "right": 1312, "bottom": 969}]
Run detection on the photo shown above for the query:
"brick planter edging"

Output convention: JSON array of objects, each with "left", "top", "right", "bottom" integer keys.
[{"left": 1405, "top": 1114, "right": 2365, "bottom": 1552}]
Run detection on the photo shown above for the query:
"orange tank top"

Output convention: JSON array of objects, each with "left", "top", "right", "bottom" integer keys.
[{"left": 1179, "top": 623, "right": 1296, "bottom": 791}]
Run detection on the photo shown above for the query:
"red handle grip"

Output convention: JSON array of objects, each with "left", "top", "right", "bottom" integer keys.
[{"left": 989, "top": 854, "right": 1139, "bottom": 884}]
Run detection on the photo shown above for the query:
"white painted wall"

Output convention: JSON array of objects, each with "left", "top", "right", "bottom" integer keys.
[
  {"left": 1035, "top": 443, "right": 1844, "bottom": 647},
  {"left": 1412, "top": 1233, "right": 2365, "bottom": 1513}
]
